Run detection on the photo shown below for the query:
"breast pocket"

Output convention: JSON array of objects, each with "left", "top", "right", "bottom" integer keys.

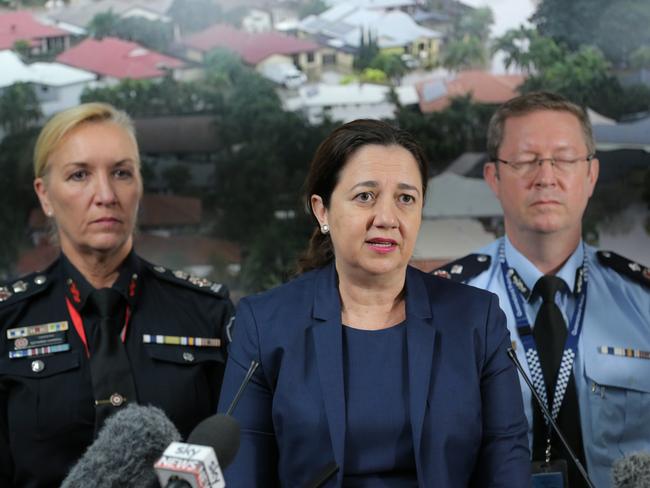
[
  {"left": 142, "top": 344, "right": 226, "bottom": 434},
  {"left": 584, "top": 352, "right": 650, "bottom": 458},
  {"left": 0, "top": 350, "right": 87, "bottom": 440}
]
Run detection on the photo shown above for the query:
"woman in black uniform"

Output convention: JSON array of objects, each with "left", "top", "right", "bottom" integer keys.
[{"left": 0, "top": 103, "right": 234, "bottom": 487}]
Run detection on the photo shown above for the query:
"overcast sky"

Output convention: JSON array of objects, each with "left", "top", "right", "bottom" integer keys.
[{"left": 462, "top": 0, "right": 535, "bottom": 36}]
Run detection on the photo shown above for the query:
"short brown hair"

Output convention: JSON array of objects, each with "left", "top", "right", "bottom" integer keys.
[
  {"left": 34, "top": 102, "right": 138, "bottom": 178},
  {"left": 487, "top": 91, "right": 595, "bottom": 160},
  {"left": 297, "top": 119, "right": 429, "bottom": 274}
]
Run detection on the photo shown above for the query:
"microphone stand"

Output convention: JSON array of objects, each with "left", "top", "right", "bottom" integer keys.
[{"left": 507, "top": 348, "right": 595, "bottom": 488}]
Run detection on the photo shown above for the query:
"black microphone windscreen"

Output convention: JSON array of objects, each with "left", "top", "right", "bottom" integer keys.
[
  {"left": 187, "top": 413, "right": 241, "bottom": 470},
  {"left": 61, "top": 404, "right": 181, "bottom": 488},
  {"left": 612, "top": 452, "right": 650, "bottom": 488}
]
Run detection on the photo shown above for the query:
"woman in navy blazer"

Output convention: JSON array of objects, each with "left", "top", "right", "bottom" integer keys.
[{"left": 218, "top": 120, "right": 531, "bottom": 487}]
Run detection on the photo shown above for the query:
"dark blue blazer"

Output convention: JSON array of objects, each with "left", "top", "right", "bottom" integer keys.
[{"left": 218, "top": 263, "right": 531, "bottom": 487}]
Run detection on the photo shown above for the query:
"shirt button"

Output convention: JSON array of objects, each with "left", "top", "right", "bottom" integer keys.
[
  {"left": 31, "top": 360, "right": 45, "bottom": 373},
  {"left": 183, "top": 352, "right": 195, "bottom": 362}
]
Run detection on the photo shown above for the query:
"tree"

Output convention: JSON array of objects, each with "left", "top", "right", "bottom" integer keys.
[
  {"left": 531, "top": 0, "right": 608, "bottom": 52},
  {"left": 369, "top": 52, "right": 407, "bottom": 81},
  {"left": 167, "top": 0, "right": 222, "bottom": 35},
  {"left": 596, "top": 1, "right": 650, "bottom": 68},
  {"left": 442, "top": 37, "right": 486, "bottom": 71},
  {"left": 442, "top": 6, "right": 494, "bottom": 71},
  {"left": 395, "top": 95, "right": 495, "bottom": 174},
  {"left": 87, "top": 12, "right": 173, "bottom": 52},
  {"left": 492, "top": 26, "right": 564, "bottom": 73},
  {"left": 0, "top": 83, "right": 42, "bottom": 135},
  {"left": 0, "top": 130, "right": 40, "bottom": 276},
  {"left": 630, "top": 46, "right": 650, "bottom": 70},
  {"left": 298, "top": 0, "right": 327, "bottom": 19},
  {"left": 354, "top": 29, "right": 379, "bottom": 71}
]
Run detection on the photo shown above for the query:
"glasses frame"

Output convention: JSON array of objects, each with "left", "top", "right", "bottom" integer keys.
[{"left": 492, "top": 154, "right": 595, "bottom": 175}]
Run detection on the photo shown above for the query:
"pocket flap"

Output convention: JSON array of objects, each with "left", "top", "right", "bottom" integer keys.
[
  {"left": 0, "top": 349, "right": 81, "bottom": 378},
  {"left": 585, "top": 349, "right": 650, "bottom": 393},
  {"left": 144, "top": 343, "right": 224, "bottom": 365}
]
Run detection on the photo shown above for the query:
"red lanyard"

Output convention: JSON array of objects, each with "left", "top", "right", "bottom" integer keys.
[{"left": 66, "top": 297, "right": 131, "bottom": 358}]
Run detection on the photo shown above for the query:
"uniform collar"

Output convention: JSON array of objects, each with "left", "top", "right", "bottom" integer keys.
[
  {"left": 504, "top": 235, "right": 584, "bottom": 296},
  {"left": 61, "top": 249, "right": 142, "bottom": 311}
]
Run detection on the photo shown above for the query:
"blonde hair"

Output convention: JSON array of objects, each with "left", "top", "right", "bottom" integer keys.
[{"left": 34, "top": 102, "right": 139, "bottom": 178}]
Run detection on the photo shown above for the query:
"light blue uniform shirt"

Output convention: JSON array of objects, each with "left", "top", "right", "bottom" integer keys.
[{"left": 465, "top": 237, "right": 650, "bottom": 488}]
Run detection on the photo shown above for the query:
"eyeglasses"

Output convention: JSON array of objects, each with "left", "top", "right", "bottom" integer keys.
[{"left": 493, "top": 154, "right": 594, "bottom": 177}]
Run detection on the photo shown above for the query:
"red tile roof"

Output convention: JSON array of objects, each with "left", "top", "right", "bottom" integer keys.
[
  {"left": 56, "top": 37, "right": 184, "bottom": 79},
  {"left": 183, "top": 24, "right": 319, "bottom": 65},
  {"left": 0, "top": 10, "right": 69, "bottom": 50},
  {"left": 417, "top": 70, "right": 525, "bottom": 113}
]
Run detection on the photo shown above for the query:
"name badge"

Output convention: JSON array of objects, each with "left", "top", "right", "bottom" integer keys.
[{"left": 532, "top": 460, "right": 568, "bottom": 488}]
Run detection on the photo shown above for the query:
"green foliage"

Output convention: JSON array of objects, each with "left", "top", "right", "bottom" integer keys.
[
  {"left": 531, "top": 0, "right": 608, "bottom": 53},
  {"left": 87, "top": 11, "right": 173, "bottom": 52},
  {"left": 395, "top": 95, "right": 495, "bottom": 174},
  {"left": 298, "top": 0, "right": 328, "bottom": 19},
  {"left": 630, "top": 46, "right": 650, "bottom": 70},
  {"left": 360, "top": 68, "right": 387, "bottom": 84},
  {"left": 442, "top": 6, "right": 494, "bottom": 71},
  {"left": 167, "top": 0, "right": 222, "bottom": 34},
  {"left": 354, "top": 29, "right": 380, "bottom": 71},
  {"left": 0, "top": 130, "right": 40, "bottom": 276},
  {"left": 161, "top": 164, "right": 192, "bottom": 194},
  {"left": 532, "top": 0, "right": 650, "bottom": 67},
  {"left": 493, "top": 27, "right": 564, "bottom": 73},
  {"left": 81, "top": 77, "right": 225, "bottom": 116},
  {"left": 0, "top": 83, "right": 42, "bottom": 135},
  {"left": 442, "top": 37, "right": 486, "bottom": 71},
  {"left": 369, "top": 52, "right": 407, "bottom": 81},
  {"left": 596, "top": 1, "right": 650, "bottom": 68},
  {"left": 454, "top": 6, "right": 493, "bottom": 42},
  {"left": 13, "top": 40, "right": 31, "bottom": 58}
]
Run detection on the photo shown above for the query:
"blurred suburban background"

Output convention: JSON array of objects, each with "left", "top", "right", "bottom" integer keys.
[{"left": 1, "top": 0, "right": 649, "bottom": 298}]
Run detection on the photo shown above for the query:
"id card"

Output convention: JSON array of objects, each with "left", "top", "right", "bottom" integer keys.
[{"left": 532, "top": 459, "right": 568, "bottom": 488}]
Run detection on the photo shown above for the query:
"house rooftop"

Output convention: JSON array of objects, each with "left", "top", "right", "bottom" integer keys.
[
  {"left": 182, "top": 23, "right": 320, "bottom": 65},
  {"left": 0, "top": 49, "right": 95, "bottom": 88},
  {"left": 56, "top": 37, "right": 184, "bottom": 79},
  {"left": 0, "top": 10, "right": 68, "bottom": 50},
  {"left": 417, "top": 70, "right": 524, "bottom": 113}
]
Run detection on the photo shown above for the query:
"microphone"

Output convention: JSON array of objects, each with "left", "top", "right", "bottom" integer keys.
[
  {"left": 154, "top": 360, "right": 259, "bottom": 487},
  {"left": 612, "top": 452, "right": 650, "bottom": 487},
  {"left": 60, "top": 404, "right": 181, "bottom": 488},
  {"left": 506, "top": 348, "right": 595, "bottom": 488}
]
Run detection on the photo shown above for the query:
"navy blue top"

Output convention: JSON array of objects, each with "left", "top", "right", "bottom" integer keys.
[{"left": 342, "top": 322, "right": 418, "bottom": 487}]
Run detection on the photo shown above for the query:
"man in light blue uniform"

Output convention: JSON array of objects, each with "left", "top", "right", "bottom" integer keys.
[{"left": 435, "top": 92, "right": 650, "bottom": 488}]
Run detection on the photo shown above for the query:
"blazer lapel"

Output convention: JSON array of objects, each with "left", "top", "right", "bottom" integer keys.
[
  {"left": 405, "top": 267, "right": 436, "bottom": 464},
  {"left": 311, "top": 263, "right": 346, "bottom": 477}
]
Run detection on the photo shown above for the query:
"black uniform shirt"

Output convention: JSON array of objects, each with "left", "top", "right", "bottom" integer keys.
[{"left": 0, "top": 250, "right": 234, "bottom": 487}]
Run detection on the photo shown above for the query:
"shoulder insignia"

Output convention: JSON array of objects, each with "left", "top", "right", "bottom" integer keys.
[
  {"left": 431, "top": 253, "right": 491, "bottom": 283},
  {"left": 144, "top": 261, "right": 229, "bottom": 298},
  {"left": 0, "top": 271, "right": 53, "bottom": 307},
  {"left": 596, "top": 251, "right": 650, "bottom": 289}
]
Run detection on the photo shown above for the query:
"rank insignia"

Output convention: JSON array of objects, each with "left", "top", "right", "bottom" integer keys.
[
  {"left": 0, "top": 286, "right": 12, "bottom": 302},
  {"left": 12, "top": 280, "right": 28, "bottom": 293}
]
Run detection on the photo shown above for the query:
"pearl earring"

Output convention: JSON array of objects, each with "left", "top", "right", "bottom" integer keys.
[{"left": 320, "top": 224, "right": 329, "bottom": 234}]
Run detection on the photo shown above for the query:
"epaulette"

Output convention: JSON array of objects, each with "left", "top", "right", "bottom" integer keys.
[
  {"left": 596, "top": 251, "right": 650, "bottom": 289},
  {"left": 144, "top": 262, "right": 230, "bottom": 298},
  {"left": 431, "top": 253, "right": 491, "bottom": 283},
  {"left": 0, "top": 270, "right": 54, "bottom": 306}
]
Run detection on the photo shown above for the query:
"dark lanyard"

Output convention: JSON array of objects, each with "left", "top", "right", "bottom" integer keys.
[
  {"left": 66, "top": 297, "right": 131, "bottom": 358},
  {"left": 499, "top": 240, "right": 588, "bottom": 423}
]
